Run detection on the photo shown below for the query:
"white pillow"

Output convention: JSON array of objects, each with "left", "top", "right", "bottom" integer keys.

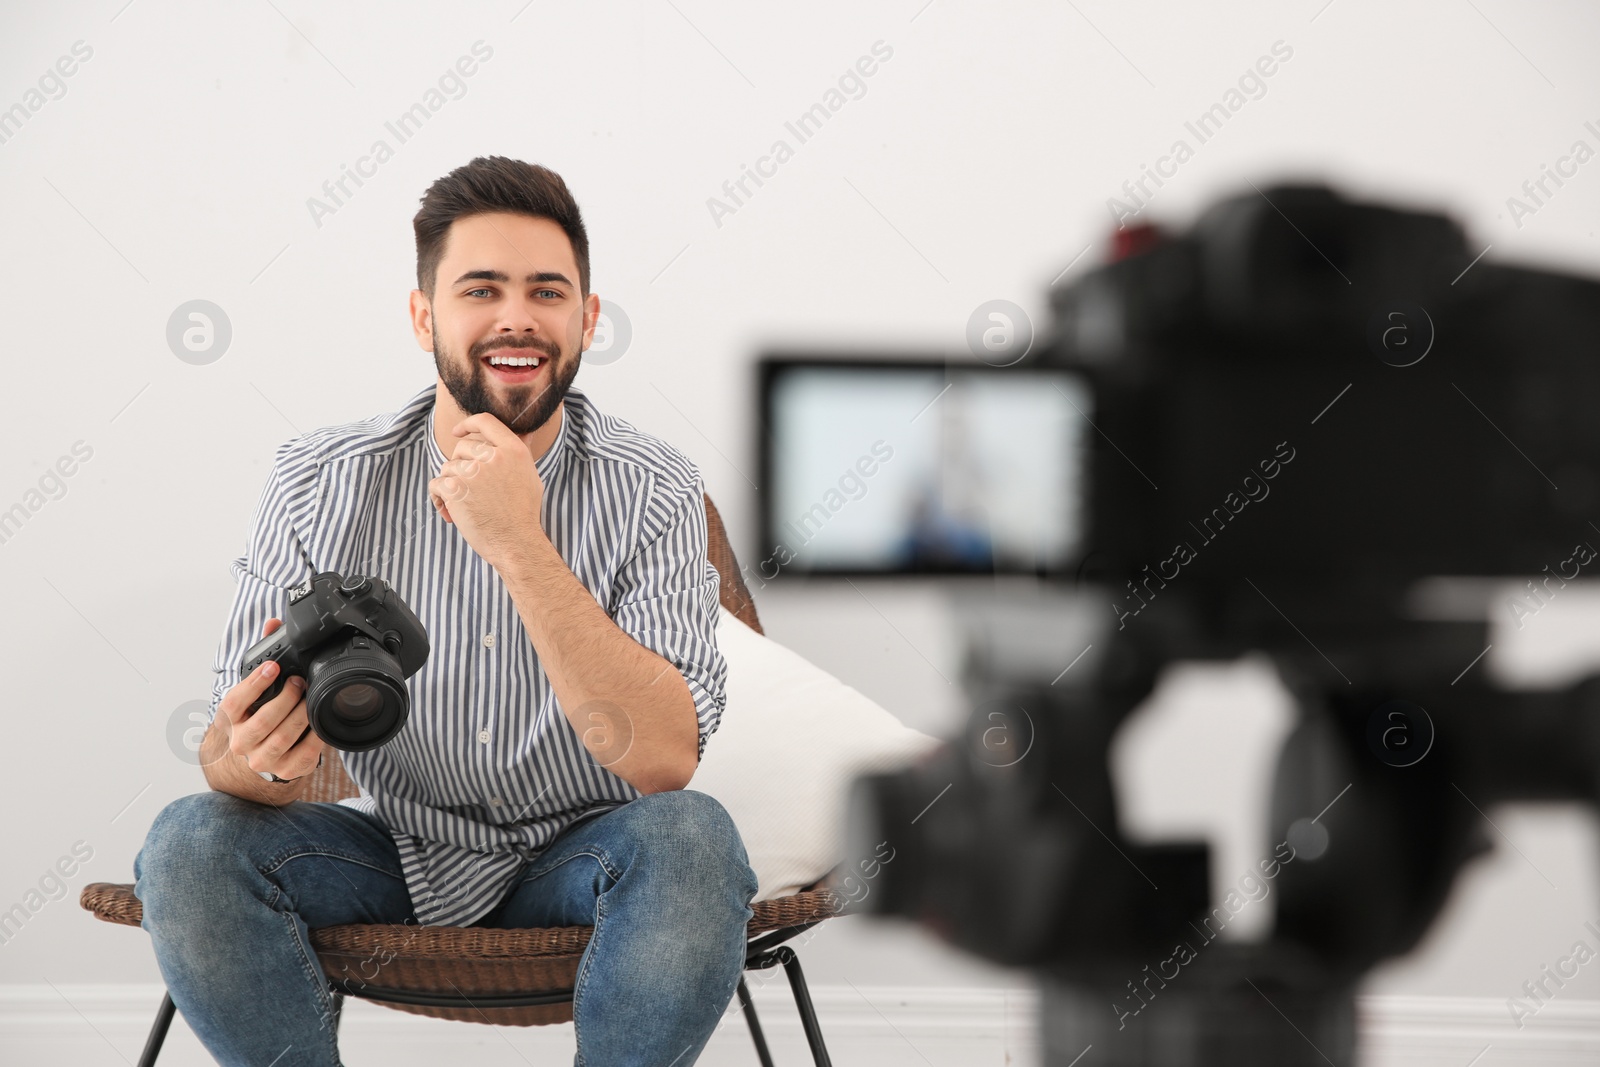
[{"left": 689, "top": 606, "right": 944, "bottom": 901}]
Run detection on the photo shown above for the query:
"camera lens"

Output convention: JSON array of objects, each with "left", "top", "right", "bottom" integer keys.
[
  {"left": 304, "top": 640, "right": 411, "bottom": 751},
  {"left": 330, "top": 683, "right": 384, "bottom": 724}
]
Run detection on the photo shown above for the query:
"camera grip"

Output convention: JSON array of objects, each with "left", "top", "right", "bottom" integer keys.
[{"left": 246, "top": 673, "right": 287, "bottom": 716}]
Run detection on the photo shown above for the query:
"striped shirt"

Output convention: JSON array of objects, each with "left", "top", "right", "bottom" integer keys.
[{"left": 206, "top": 382, "right": 727, "bottom": 926}]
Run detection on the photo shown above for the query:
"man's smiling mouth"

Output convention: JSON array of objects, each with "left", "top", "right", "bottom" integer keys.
[{"left": 482, "top": 349, "right": 549, "bottom": 381}]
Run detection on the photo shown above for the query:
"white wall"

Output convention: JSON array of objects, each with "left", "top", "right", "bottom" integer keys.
[{"left": 3, "top": 0, "right": 1600, "bottom": 1038}]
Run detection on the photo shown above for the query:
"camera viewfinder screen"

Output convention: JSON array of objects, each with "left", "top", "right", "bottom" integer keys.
[{"left": 759, "top": 360, "right": 1091, "bottom": 576}]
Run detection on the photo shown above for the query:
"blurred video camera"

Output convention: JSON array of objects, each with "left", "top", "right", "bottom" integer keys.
[{"left": 845, "top": 183, "right": 1600, "bottom": 1065}]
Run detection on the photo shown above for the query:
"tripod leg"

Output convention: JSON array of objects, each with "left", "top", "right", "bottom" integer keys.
[
  {"left": 775, "top": 947, "right": 832, "bottom": 1067},
  {"left": 737, "top": 975, "right": 777, "bottom": 1067},
  {"left": 136, "top": 991, "right": 177, "bottom": 1067}
]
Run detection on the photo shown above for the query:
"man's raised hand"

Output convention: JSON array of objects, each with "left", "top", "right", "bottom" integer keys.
[{"left": 428, "top": 411, "right": 546, "bottom": 569}]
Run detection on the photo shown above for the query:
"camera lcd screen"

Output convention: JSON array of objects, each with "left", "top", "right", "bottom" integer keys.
[{"left": 758, "top": 358, "right": 1091, "bottom": 577}]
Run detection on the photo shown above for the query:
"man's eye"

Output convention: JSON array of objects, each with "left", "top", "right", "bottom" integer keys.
[{"left": 464, "top": 286, "right": 560, "bottom": 299}]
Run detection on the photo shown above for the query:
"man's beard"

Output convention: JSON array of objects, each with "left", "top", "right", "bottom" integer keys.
[{"left": 435, "top": 332, "right": 581, "bottom": 436}]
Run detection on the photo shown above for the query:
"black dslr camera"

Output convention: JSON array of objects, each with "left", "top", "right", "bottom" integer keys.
[
  {"left": 845, "top": 183, "right": 1600, "bottom": 1065},
  {"left": 240, "top": 571, "right": 430, "bottom": 752}
]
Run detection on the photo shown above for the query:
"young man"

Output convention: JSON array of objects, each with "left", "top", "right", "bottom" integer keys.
[{"left": 134, "top": 156, "right": 756, "bottom": 1067}]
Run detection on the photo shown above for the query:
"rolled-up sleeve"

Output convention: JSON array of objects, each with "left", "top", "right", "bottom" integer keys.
[
  {"left": 607, "top": 475, "right": 727, "bottom": 761},
  {"left": 207, "top": 442, "right": 319, "bottom": 724}
]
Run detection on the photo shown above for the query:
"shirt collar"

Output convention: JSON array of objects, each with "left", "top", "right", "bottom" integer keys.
[{"left": 425, "top": 393, "right": 575, "bottom": 483}]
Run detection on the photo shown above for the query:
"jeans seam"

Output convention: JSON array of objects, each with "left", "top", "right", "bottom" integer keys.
[
  {"left": 282, "top": 908, "right": 342, "bottom": 1066},
  {"left": 259, "top": 849, "right": 407, "bottom": 881},
  {"left": 571, "top": 877, "right": 607, "bottom": 1067},
  {"left": 518, "top": 847, "right": 621, "bottom": 891}
]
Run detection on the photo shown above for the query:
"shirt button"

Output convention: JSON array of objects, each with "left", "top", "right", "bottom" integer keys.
[
  {"left": 489, "top": 796, "right": 502, "bottom": 807},
  {"left": 482, "top": 633, "right": 495, "bottom": 649},
  {"left": 478, "top": 729, "right": 491, "bottom": 743}
]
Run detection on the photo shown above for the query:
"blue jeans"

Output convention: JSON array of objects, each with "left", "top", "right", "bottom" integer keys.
[{"left": 133, "top": 788, "right": 759, "bottom": 1066}]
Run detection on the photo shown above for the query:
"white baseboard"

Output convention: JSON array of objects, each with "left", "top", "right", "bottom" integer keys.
[
  {"left": 1358, "top": 995, "right": 1600, "bottom": 1066},
  {"left": 0, "top": 981, "right": 1041, "bottom": 1066},
  {"left": 3, "top": 984, "right": 1597, "bottom": 1066}
]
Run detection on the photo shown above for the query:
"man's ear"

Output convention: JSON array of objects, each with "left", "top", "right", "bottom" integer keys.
[
  {"left": 580, "top": 291, "right": 602, "bottom": 351},
  {"left": 408, "top": 289, "right": 435, "bottom": 352}
]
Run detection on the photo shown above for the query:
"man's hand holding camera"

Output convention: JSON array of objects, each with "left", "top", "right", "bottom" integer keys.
[
  {"left": 218, "top": 617, "right": 326, "bottom": 784},
  {"left": 429, "top": 411, "right": 546, "bottom": 569}
]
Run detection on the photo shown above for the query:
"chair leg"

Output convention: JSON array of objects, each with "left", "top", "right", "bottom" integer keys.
[
  {"left": 736, "top": 976, "right": 777, "bottom": 1067},
  {"left": 136, "top": 991, "right": 177, "bottom": 1067},
  {"left": 773, "top": 947, "right": 832, "bottom": 1067}
]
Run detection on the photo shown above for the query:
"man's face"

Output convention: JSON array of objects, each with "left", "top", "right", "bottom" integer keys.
[{"left": 415, "top": 212, "right": 598, "bottom": 436}]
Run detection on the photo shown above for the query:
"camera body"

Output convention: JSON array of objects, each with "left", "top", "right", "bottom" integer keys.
[
  {"left": 844, "top": 182, "right": 1600, "bottom": 1065},
  {"left": 241, "top": 571, "right": 430, "bottom": 752}
]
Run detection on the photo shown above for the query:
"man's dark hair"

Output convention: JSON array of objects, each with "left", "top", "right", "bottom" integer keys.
[{"left": 413, "top": 155, "right": 590, "bottom": 300}]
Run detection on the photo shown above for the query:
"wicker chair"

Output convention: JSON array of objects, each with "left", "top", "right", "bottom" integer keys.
[{"left": 81, "top": 494, "right": 846, "bottom": 1066}]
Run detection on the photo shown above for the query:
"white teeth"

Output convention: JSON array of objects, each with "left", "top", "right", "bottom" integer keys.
[{"left": 488, "top": 355, "right": 543, "bottom": 367}]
